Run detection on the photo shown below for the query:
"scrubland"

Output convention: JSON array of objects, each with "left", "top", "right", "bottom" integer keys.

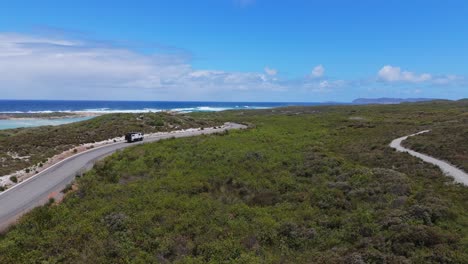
[{"left": 0, "top": 101, "right": 467, "bottom": 263}]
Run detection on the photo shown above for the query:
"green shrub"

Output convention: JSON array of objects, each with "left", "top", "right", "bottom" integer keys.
[
  {"left": 61, "top": 184, "right": 73, "bottom": 194},
  {"left": 47, "top": 198, "right": 55, "bottom": 205}
]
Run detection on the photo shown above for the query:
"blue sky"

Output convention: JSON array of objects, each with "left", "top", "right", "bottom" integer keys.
[{"left": 0, "top": 0, "right": 467, "bottom": 102}]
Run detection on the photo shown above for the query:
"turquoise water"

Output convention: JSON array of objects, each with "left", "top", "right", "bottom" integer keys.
[{"left": 0, "top": 117, "right": 93, "bottom": 130}]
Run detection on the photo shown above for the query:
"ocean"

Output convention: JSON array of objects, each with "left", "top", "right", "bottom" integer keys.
[
  {"left": 0, "top": 100, "right": 337, "bottom": 130},
  {"left": 0, "top": 100, "right": 333, "bottom": 113}
]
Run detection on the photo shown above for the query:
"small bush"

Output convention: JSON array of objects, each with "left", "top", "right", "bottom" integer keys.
[
  {"left": 244, "top": 151, "right": 265, "bottom": 161},
  {"left": 61, "top": 184, "right": 73, "bottom": 194},
  {"left": 278, "top": 222, "right": 316, "bottom": 249},
  {"left": 47, "top": 197, "right": 55, "bottom": 205},
  {"left": 249, "top": 191, "right": 280, "bottom": 206},
  {"left": 102, "top": 212, "right": 128, "bottom": 232},
  {"left": 10, "top": 176, "right": 18, "bottom": 183},
  {"left": 154, "top": 120, "right": 164, "bottom": 127}
]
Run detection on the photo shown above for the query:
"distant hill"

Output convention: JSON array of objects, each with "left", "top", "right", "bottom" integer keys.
[{"left": 352, "top": 98, "right": 441, "bottom": 105}]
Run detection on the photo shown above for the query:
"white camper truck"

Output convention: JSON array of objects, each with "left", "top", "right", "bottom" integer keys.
[{"left": 125, "top": 132, "right": 144, "bottom": 143}]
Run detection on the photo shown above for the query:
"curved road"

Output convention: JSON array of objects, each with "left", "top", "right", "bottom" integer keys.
[
  {"left": 389, "top": 130, "right": 468, "bottom": 186},
  {"left": 0, "top": 123, "right": 246, "bottom": 231}
]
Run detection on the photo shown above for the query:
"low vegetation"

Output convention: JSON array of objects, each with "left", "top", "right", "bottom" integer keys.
[
  {"left": 403, "top": 103, "right": 468, "bottom": 171},
  {"left": 0, "top": 112, "right": 220, "bottom": 176},
  {"left": 0, "top": 101, "right": 467, "bottom": 263}
]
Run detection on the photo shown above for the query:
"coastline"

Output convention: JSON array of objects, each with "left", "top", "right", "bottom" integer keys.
[
  {"left": 0, "top": 112, "right": 101, "bottom": 121},
  {"left": 0, "top": 113, "right": 101, "bottom": 130},
  {"left": 0, "top": 108, "right": 233, "bottom": 130},
  {"left": 0, "top": 108, "right": 223, "bottom": 121}
]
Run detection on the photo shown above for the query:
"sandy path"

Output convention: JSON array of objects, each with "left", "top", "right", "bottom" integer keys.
[{"left": 389, "top": 131, "right": 468, "bottom": 186}]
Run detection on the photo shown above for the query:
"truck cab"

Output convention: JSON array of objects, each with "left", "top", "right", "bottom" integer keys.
[{"left": 125, "top": 132, "right": 144, "bottom": 143}]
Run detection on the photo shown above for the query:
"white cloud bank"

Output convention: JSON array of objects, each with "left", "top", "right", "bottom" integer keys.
[
  {"left": 0, "top": 33, "right": 293, "bottom": 100},
  {"left": 0, "top": 33, "right": 464, "bottom": 101},
  {"left": 0, "top": 33, "right": 350, "bottom": 100}
]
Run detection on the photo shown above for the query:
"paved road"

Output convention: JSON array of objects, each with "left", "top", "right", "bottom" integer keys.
[
  {"left": 389, "top": 130, "right": 468, "bottom": 186},
  {"left": 0, "top": 123, "right": 246, "bottom": 231}
]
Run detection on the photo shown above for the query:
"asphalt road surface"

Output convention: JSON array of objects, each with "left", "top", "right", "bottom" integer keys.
[{"left": 0, "top": 123, "right": 246, "bottom": 231}]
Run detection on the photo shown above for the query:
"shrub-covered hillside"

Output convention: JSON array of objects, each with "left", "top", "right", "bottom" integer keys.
[{"left": 0, "top": 102, "right": 467, "bottom": 263}]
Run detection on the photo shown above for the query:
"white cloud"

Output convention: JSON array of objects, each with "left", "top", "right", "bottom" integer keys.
[
  {"left": 311, "top": 64, "right": 325, "bottom": 78},
  {"left": 377, "top": 65, "right": 465, "bottom": 88},
  {"left": 378, "top": 65, "right": 432, "bottom": 83},
  {"left": 319, "top": 80, "right": 345, "bottom": 89},
  {"left": 189, "top": 70, "right": 224, "bottom": 78},
  {"left": 264, "top": 66, "right": 278, "bottom": 76},
  {"left": 319, "top": 81, "right": 330, "bottom": 89}
]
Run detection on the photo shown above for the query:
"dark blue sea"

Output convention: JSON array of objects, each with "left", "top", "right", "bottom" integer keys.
[{"left": 0, "top": 100, "right": 338, "bottom": 113}]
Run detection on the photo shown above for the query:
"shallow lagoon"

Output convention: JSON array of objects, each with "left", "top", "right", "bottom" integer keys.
[{"left": 0, "top": 117, "right": 93, "bottom": 130}]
